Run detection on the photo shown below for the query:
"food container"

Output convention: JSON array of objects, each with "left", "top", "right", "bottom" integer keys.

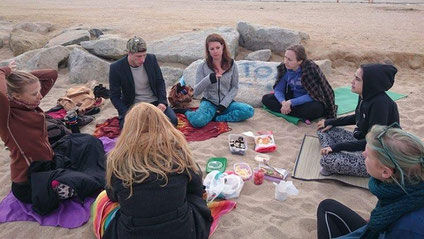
[
  {"left": 254, "top": 154, "right": 270, "bottom": 163},
  {"left": 228, "top": 134, "right": 247, "bottom": 155},
  {"left": 206, "top": 157, "right": 227, "bottom": 173},
  {"left": 254, "top": 170, "right": 264, "bottom": 185},
  {"left": 233, "top": 162, "right": 252, "bottom": 181}
]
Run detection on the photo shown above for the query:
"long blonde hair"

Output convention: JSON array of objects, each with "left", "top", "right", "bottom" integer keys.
[{"left": 106, "top": 103, "right": 199, "bottom": 197}]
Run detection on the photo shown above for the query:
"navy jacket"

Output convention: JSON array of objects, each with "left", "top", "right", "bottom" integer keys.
[{"left": 109, "top": 54, "right": 167, "bottom": 117}]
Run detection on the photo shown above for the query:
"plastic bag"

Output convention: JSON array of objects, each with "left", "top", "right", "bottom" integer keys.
[
  {"left": 254, "top": 131, "right": 276, "bottom": 153},
  {"left": 203, "top": 170, "right": 244, "bottom": 202}
]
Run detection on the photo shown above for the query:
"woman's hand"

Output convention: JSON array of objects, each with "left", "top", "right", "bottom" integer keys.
[
  {"left": 320, "top": 147, "right": 333, "bottom": 155},
  {"left": 280, "top": 100, "right": 291, "bottom": 114},
  {"left": 317, "top": 119, "right": 332, "bottom": 132},
  {"left": 8, "top": 60, "right": 17, "bottom": 71}
]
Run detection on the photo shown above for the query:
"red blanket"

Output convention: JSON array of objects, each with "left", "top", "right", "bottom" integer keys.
[{"left": 94, "top": 114, "right": 231, "bottom": 142}]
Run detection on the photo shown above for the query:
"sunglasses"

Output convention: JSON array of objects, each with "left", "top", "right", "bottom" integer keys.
[{"left": 375, "top": 122, "right": 401, "bottom": 173}]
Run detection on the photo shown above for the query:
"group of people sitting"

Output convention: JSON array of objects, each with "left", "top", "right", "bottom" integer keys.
[{"left": 0, "top": 33, "right": 423, "bottom": 238}]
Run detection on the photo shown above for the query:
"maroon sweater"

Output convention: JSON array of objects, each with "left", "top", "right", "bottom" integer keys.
[{"left": 0, "top": 67, "right": 57, "bottom": 183}]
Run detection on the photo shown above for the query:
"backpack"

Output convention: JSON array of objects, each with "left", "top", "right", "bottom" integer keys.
[
  {"left": 45, "top": 116, "right": 71, "bottom": 145},
  {"left": 168, "top": 82, "right": 194, "bottom": 109}
]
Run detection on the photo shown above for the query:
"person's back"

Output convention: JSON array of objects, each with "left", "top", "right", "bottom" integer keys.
[
  {"left": 104, "top": 102, "right": 212, "bottom": 239},
  {"left": 110, "top": 172, "right": 189, "bottom": 218}
]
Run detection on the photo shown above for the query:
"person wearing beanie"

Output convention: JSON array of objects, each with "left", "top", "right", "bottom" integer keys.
[
  {"left": 109, "top": 36, "right": 177, "bottom": 128},
  {"left": 316, "top": 63, "right": 400, "bottom": 177}
]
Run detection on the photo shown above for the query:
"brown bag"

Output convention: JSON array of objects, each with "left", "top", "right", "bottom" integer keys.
[
  {"left": 168, "top": 83, "right": 194, "bottom": 109},
  {"left": 58, "top": 86, "right": 96, "bottom": 112}
]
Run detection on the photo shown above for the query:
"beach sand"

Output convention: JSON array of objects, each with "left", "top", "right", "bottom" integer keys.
[{"left": 0, "top": 0, "right": 423, "bottom": 238}]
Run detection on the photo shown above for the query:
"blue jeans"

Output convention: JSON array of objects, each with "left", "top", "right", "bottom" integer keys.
[{"left": 185, "top": 100, "right": 254, "bottom": 128}]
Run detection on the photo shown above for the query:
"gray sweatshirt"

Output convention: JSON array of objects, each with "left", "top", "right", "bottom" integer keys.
[{"left": 194, "top": 60, "right": 239, "bottom": 108}]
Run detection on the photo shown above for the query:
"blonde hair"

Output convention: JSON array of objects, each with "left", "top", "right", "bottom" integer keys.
[
  {"left": 6, "top": 71, "right": 39, "bottom": 95},
  {"left": 366, "top": 125, "right": 424, "bottom": 186},
  {"left": 106, "top": 103, "right": 199, "bottom": 197}
]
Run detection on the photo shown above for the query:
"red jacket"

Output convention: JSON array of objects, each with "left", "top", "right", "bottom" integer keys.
[{"left": 0, "top": 67, "right": 57, "bottom": 183}]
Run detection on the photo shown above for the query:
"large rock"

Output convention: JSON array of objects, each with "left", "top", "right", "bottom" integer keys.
[
  {"left": 12, "top": 22, "right": 53, "bottom": 35},
  {"left": 46, "top": 29, "right": 90, "bottom": 47},
  {"left": 149, "top": 27, "right": 239, "bottom": 65},
  {"left": 68, "top": 48, "right": 110, "bottom": 83},
  {"left": 0, "top": 20, "right": 13, "bottom": 45},
  {"left": 80, "top": 37, "right": 127, "bottom": 60},
  {"left": 0, "top": 46, "right": 70, "bottom": 71},
  {"left": 161, "top": 66, "right": 183, "bottom": 88},
  {"left": 237, "top": 22, "right": 309, "bottom": 53},
  {"left": 9, "top": 29, "right": 49, "bottom": 56},
  {"left": 315, "top": 59, "right": 332, "bottom": 78},
  {"left": 183, "top": 59, "right": 331, "bottom": 107},
  {"left": 26, "top": 46, "right": 70, "bottom": 70},
  {"left": 245, "top": 49, "right": 272, "bottom": 61}
]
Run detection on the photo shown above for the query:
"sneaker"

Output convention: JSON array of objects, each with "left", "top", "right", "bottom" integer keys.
[
  {"left": 320, "top": 167, "right": 333, "bottom": 176},
  {"left": 77, "top": 115, "right": 94, "bottom": 127}
]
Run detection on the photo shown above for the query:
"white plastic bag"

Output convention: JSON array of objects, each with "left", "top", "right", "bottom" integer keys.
[{"left": 204, "top": 170, "right": 244, "bottom": 202}]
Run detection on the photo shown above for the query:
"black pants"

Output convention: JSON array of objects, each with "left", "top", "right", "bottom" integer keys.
[
  {"left": 261, "top": 93, "right": 325, "bottom": 120},
  {"left": 317, "top": 199, "right": 367, "bottom": 239}
]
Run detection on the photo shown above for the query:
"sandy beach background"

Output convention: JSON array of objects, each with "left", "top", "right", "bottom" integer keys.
[{"left": 0, "top": 0, "right": 423, "bottom": 238}]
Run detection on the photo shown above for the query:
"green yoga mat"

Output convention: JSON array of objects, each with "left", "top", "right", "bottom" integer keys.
[
  {"left": 263, "top": 105, "right": 302, "bottom": 125},
  {"left": 335, "top": 87, "right": 407, "bottom": 115},
  {"left": 264, "top": 87, "right": 407, "bottom": 125}
]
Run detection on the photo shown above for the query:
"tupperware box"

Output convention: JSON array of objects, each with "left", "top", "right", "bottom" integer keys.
[{"left": 228, "top": 134, "right": 247, "bottom": 155}]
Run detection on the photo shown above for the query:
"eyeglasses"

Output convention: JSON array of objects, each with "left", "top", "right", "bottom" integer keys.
[{"left": 375, "top": 122, "right": 401, "bottom": 173}]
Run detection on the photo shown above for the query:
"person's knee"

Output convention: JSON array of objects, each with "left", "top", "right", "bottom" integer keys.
[
  {"left": 318, "top": 199, "right": 338, "bottom": 213},
  {"left": 243, "top": 105, "right": 255, "bottom": 120},
  {"left": 261, "top": 94, "right": 271, "bottom": 106},
  {"left": 187, "top": 113, "right": 210, "bottom": 128}
]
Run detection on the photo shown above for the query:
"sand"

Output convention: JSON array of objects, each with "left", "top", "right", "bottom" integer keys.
[{"left": 0, "top": 0, "right": 423, "bottom": 238}]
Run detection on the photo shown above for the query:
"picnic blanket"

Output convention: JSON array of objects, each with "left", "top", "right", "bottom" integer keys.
[
  {"left": 92, "top": 190, "right": 236, "bottom": 239},
  {"left": 0, "top": 192, "right": 95, "bottom": 228},
  {"left": 94, "top": 114, "right": 231, "bottom": 142}
]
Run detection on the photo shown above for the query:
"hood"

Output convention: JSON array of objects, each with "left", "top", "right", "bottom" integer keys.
[{"left": 361, "top": 64, "right": 397, "bottom": 100}]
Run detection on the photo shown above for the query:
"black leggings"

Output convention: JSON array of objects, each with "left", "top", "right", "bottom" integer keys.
[
  {"left": 317, "top": 199, "right": 367, "bottom": 239},
  {"left": 261, "top": 93, "right": 325, "bottom": 120}
]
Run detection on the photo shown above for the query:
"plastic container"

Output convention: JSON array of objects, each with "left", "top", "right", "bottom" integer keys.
[
  {"left": 206, "top": 157, "right": 227, "bottom": 173},
  {"left": 233, "top": 162, "right": 253, "bottom": 181},
  {"left": 228, "top": 134, "right": 247, "bottom": 155},
  {"left": 254, "top": 154, "right": 270, "bottom": 163}
]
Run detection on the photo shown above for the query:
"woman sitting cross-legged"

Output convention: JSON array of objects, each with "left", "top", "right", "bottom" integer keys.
[
  {"left": 262, "top": 44, "right": 337, "bottom": 123},
  {"left": 317, "top": 124, "right": 424, "bottom": 239},
  {"left": 317, "top": 63, "right": 399, "bottom": 177},
  {"left": 104, "top": 102, "right": 212, "bottom": 239},
  {"left": 185, "top": 33, "right": 254, "bottom": 128}
]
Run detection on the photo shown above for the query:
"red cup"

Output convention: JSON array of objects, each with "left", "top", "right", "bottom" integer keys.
[{"left": 254, "top": 171, "right": 264, "bottom": 185}]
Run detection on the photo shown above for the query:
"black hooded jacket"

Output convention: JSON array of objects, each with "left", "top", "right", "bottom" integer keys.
[{"left": 324, "top": 64, "right": 400, "bottom": 152}]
